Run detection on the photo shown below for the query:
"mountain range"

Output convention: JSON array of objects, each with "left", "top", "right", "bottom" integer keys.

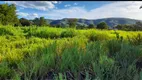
[{"left": 45, "top": 17, "right": 142, "bottom": 28}]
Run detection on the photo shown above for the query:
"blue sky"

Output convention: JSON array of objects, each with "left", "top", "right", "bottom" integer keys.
[{"left": 0, "top": 1, "right": 142, "bottom": 20}]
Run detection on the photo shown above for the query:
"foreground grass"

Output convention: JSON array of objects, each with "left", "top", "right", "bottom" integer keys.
[{"left": 0, "top": 25, "right": 142, "bottom": 80}]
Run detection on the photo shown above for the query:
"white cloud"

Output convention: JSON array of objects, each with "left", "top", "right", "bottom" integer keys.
[
  {"left": 12, "top": 1, "right": 142, "bottom": 20},
  {"left": 5, "top": 1, "right": 58, "bottom": 11},
  {"left": 17, "top": 12, "right": 29, "bottom": 17},
  {"left": 30, "top": 13, "right": 39, "bottom": 18},
  {"left": 42, "top": 1, "right": 142, "bottom": 20},
  {"left": 85, "top": 1, "right": 142, "bottom": 20},
  {"left": 51, "top": 1, "right": 58, "bottom": 4},
  {"left": 39, "top": 7, "right": 87, "bottom": 19},
  {"left": 16, "top": 10, "right": 19, "bottom": 12},
  {"left": 64, "top": 4, "right": 71, "bottom": 7},
  {"left": 17, "top": 12, "right": 39, "bottom": 19},
  {"left": 19, "top": 7, "right": 24, "bottom": 10}
]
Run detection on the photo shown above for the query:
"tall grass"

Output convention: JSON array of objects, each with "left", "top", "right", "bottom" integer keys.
[{"left": 0, "top": 25, "right": 142, "bottom": 79}]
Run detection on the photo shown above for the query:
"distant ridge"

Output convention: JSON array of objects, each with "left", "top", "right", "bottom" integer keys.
[{"left": 45, "top": 17, "right": 142, "bottom": 28}]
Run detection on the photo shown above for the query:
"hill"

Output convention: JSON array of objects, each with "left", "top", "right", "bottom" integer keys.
[{"left": 46, "top": 17, "right": 141, "bottom": 28}]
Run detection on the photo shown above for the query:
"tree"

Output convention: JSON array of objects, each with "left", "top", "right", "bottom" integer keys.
[
  {"left": 33, "top": 18, "right": 40, "bottom": 26},
  {"left": 68, "top": 18, "right": 78, "bottom": 28},
  {"left": 96, "top": 22, "right": 109, "bottom": 29},
  {"left": 115, "top": 24, "right": 123, "bottom": 30},
  {"left": 88, "top": 23, "right": 96, "bottom": 29},
  {"left": 133, "top": 21, "right": 142, "bottom": 31},
  {"left": 0, "top": 4, "right": 19, "bottom": 26},
  {"left": 135, "top": 21, "right": 142, "bottom": 27},
  {"left": 56, "top": 23, "right": 62, "bottom": 28},
  {"left": 32, "top": 17, "right": 47, "bottom": 26},
  {"left": 19, "top": 18, "right": 32, "bottom": 26},
  {"left": 140, "top": 5, "right": 142, "bottom": 9},
  {"left": 39, "top": 17, "right": 47, "bottom": 26},
  {"left": 77, "top": 25, "right": 84, "bottom": 29},
  {"left": 115, "top": 22, "right": 142, "bottom": 31}
]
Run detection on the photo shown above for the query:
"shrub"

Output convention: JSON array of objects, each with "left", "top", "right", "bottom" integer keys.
[
  {"left": 0, "top": 26, "right": 23, "bottom": 36},
  {"left": 60, "top": 29, "right": 76, "bottom": 38},
  {"left": 25, "top": 27, "right": 61, "bottom": 39},
  {"left": 96, "top": 22, "right": 109, "bottom": 29},
  {"left": 0, "top": 62, "right": 13, "bottom": 79},
  {"left": 94, "top": 33, "right": 110, "bottom": 41},
  {"left": 0, "top": 27, "right": 14, "bottom": 35},
  {"left": 106, "top": 39, "right": 122, "bottom": 57},
  {"left": 88, "top": 32, "right": 110, "bottom": 41}
]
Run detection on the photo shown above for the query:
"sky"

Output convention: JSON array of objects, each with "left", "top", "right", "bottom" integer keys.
[{"left": 0, "top": 1, "right": 142, "bottom": 20}]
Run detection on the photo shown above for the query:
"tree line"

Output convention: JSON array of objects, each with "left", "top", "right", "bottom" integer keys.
[
  {"left": 115, "top": 22, "right": 142, "bottom": 31},
  {"left": 19, "top": 17, "right": 47, "bottom": 26}
]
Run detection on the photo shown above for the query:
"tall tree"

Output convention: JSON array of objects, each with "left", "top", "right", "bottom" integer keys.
[
  {"left": 96, "top": 22, "right": 109, "bottom": 29},
  {"left": 135, "top": 21, "right": 142, "bottom": 27},
  {"left": 0, "top": 4, "right": 19, "bottom": 25},
  {"left": 68, "top": 18, "right": 78, "bottom": 28},
  {"left": 39, "top": 17, "right": 47, "bottom": 26},
  {"left": 88, "top": 23, "right": 96, "bottom": 29},
  {"left": 140, "top": 5, "right": 142, "bottom": 9},
  {"left": 33, "top": 18, "right": 40, "bottom": 26},
  {"left": 19, "top": 18, "right": 32, "bottom": 26}
]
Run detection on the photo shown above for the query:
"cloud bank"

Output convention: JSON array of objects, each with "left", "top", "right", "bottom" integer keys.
[
  {"left": 5, "top": 1, "right": 58, "bottom": 11},
  {"left": 45, "top": 1, "right": 142, "bottom": 20},
  {"left": 8, "top": 1, "right": 142, "bottom": 20},
  {"left": 17, "top": 12, "right": 38, "bottom": 19}
]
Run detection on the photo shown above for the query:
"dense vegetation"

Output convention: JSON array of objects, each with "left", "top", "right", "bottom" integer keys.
[
  {"left": 0, "top": 25, "right": 142, "bottom": 80},
  {"left": 115, "top": 21, "right": 142, "bottom": 31}
]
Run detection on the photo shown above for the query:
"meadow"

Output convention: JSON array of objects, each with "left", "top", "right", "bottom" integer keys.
[{"left": 0, "top": 25, "right": 142, "bottom": 80}]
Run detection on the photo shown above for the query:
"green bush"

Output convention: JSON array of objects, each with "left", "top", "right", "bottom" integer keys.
[
  {"left": 0, "top": 27, "right": 14, "bottom": 35},
  {"left": 106, "top": 39, "right": 122, "bottom": 57},
  {"left": 88, "top": 32, "right": 110, "bottom": 41},
  {"left": 25, "top": 27, "right": 61, "bottom": 39},
  {"left": 0, "top": 62, "right": 13, "bottom": 80},
  {"left": 0, "top": 26, "right": 23, "bottom": 36},
  {"left": 60, "top": 29, "right": 76, "bottom": 38},
  {"left": 94, "top": 33, "right": 110, "bottom": 41}
]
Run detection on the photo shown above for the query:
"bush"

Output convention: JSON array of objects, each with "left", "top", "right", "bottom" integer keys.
[
  {"left": 106, "top": 39, "right": 122, "bottom": 57},
  {"left": 0, "top": 26, "right": 23, "bottom": 36},
  {"left": 96, "top": 22, "right": 109, "bottom": 29},
  {"left": 0, "top": 27, "right": 14, "bottom": 36},
  {"left": 25, "top": 27, "right": 61, "bottom": 39},
  {"left": 60, "top": 29, "right": 76, "bottom": 38},
  {"left": 88, "top": 32, "right": 110, "bottom": 41},
  {"left": 0, "top": 62, "right": 13, "bottom": 79}
]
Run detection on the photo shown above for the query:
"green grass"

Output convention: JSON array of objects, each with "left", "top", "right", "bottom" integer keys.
[{"left": 0, "top": 25, "right": 142, "bottom": 80}]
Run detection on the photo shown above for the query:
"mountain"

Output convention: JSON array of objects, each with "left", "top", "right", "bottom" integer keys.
[{"left": 45, "top": 18, "right": 142, "bottom": 28}]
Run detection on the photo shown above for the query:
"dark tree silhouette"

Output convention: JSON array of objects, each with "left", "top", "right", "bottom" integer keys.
[{"left": 140, "top": 6, "right": 142, "bottom": 9}]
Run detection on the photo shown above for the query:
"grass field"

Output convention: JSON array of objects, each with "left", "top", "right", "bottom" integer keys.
[{"left": 0, "top": 25, "right": 142, "bottom": 80}]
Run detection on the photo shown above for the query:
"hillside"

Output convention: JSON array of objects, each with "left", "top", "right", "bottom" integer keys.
[{"left": 46, "top": 18, "right": 141, "bottom": 28}]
